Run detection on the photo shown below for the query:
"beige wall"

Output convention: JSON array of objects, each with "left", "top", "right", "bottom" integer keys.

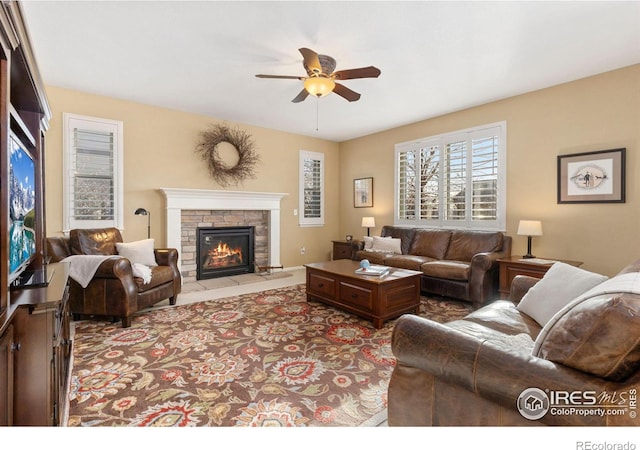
[
  {"left": 339, "top": 64, "right": 640, "bottom": 276},
  {"left": 43, "top": 86, "right": 340, "bottom": 267},
  {"left": 45, "top": 64, "right": 640, "bottom": 276}
]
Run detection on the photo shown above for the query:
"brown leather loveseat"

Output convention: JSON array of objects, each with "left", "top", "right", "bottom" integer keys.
[
  {"left": 352, "top": 226, "right": 512, "bottom": 306},
  {"left": 47, "top": 228, "right": 181, "bottom": 327},
  {"left": 388, "top": 259, "right": 640, "bottom": 426}
]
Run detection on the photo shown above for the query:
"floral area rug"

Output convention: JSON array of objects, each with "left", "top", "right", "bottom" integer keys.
[{"left": 66, "top": 284, "right": 472, "bottom": 427}]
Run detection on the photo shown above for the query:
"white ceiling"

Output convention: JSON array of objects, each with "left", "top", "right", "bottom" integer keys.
[{"left": 20, "top": 1, "right": 640, "bottom": 142}]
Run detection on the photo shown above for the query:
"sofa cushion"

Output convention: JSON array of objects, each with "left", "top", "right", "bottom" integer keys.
[
  {"left": 46, "top": 236, "right": 71, "bottom": 262},
  {"left": 534, "top": 272, "right": 640, "bottom": 382},
  {"left": 136, "top": 265, "right": 175, "bottom": 292},
  {"left": 381, "top": 226, "right": 416, "bottom": 255},
  {"left": 516, "top": 262, "right": 608, "bottom": 326},
  {"left": 409, "top": 229, "right": 452, "bottom": 260},
  {"left": 70, "top": 227, "right": 123, "bottom": 256},
  {"left": 444, "top": 231, "right": 503, "bottom": 262},
  {"left": 421, "top": 260, "right": 470, "bottom": 281},
  {"left": 370, "top": 236, "right": 402, "bottom": 254},
  {"left": 384, "top": 254, "right": 435, "bottom": 271},
  {"left": 116, "top": 238, "right": 158, "bottom": 267},
  {"left": 463, "top": 300, "right": 542, "bottom": 338}
]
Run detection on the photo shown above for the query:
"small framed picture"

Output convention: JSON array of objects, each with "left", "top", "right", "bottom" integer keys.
[
  {"left": 354, "top": 177, "right": 373, "bottom": 208},
  {"left": 345, "top": 235, "right": 353, "bottom": 242},
  {"left": 557, "top": 148, "right": 625, "bottom": 204}
]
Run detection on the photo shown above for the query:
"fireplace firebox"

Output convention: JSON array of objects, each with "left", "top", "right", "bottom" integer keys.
[{"left": 197, "top": 226, "right": 255, "bottom": 279}]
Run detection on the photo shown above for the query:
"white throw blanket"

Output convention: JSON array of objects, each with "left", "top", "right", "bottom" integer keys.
[
  {"left": 132, "top": 263, "right": 152, "bottom": 284},
  {"left": 62, "top": 255, "right": 119, "bottom": 288},
  {"left": 62, "top": 255, "right": 152, "bottom": 288}
]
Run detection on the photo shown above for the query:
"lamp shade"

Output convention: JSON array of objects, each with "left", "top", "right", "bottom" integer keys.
[
  {"left": 361, "top": 217, "right": 376, "bottom": 228},
  {"left": 304, "top": 76, "right": 335, "bottom": 97},
  {"left": 517, "top": 220, "right": 543, "bottom": 236}
]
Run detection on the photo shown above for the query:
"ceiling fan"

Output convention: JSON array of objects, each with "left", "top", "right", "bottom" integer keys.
[{"left": 256, "top": 48, "right": 381, "bottom": 103}]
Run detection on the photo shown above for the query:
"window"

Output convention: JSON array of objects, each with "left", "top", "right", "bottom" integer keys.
[
  {"left": 299, "top": 150, "right": 324, "bottom": 227},
  {"left": 395, "top": 121, "right": 506, "bottom": 230},
  {"left": 63, "top": 113, "right": 124, "bottom": 233}
]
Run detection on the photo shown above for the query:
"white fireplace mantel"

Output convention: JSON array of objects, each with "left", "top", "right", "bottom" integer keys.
[{"left": 159, "top": 188, "right": 288, "bottom": 271}]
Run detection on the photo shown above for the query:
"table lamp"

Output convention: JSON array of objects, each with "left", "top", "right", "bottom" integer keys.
[
  {"left": 517, "top": 220, "right": 543, "bottom": 259},
  {"left": 361, "top": 216, "right": 375, "bottom": 237}
]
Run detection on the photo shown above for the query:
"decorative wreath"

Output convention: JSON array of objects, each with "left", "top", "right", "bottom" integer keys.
[{"left": 196, "top": 123, "right": 261, "bottom": 187}]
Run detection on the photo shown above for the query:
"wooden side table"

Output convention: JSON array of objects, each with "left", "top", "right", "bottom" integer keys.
[
  {"left": 332, "top": 240, "right": 353, "bottom": 260},
  {"left": 497, "top": 256, "right": 583, "bottom": 299}
]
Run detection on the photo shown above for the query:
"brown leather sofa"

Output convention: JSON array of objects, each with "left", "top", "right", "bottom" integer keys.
[
  {"left": 388, "top": 259, "right": 640, "bottom": 426},
  {"left": 47, "top": 228, "right": 181, "bottom": 327},
  {"left": 352, "top": 226, "right": 512, "bottom": 306}
]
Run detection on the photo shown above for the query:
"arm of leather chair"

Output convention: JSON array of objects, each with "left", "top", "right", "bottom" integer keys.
[
  {"left": 467, "top": 237, "right": 513, "bottom": 305},
  {"left": 392, "top": 314, "right": 480, "bottom": 392},
  {"left": 510, "top": 275, "right": 539, "bottom": 304},
  {"left": 68, "top": 257, "right": 138, "bottom": 324},
  {"left": 154, "top": 248, "right": 179, "bottom": 267},
  {"left": 350, "top": 240, "right": 365, "bottom": 260},
  {"left": 392, "top": 313, "right": 629, "bottom": 425},
  {"left": 92, "top": 256, "right": 136, "bottom": 279},
  {"left": 154, "top": 248, "right": 182, "bottom": 295}
]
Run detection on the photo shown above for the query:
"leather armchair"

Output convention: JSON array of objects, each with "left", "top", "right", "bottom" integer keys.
[
  {"left": 47, "top": 228, "right": 181, "bottom": 327},
  {"left": 388, "top": 262, "right": 640, "bottom": 426}
]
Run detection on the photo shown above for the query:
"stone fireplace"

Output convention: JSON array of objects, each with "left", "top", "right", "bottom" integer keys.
[{"left": 159, "top": 188, "right": 288, "bottom": 283}]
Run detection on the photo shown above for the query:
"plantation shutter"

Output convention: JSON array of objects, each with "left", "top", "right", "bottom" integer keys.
[
  {"left": 299, "top": 150, "right": 324, "bottom": 227},
  {"left": 395, "top": 122, "right": 506, "bottom": 230},
  {"left": 443, "top": 140, "right": 467, "bottom": 221},
  {"left": 72, "top": 129, "right": 115, "bottom": 220},
  {"left": 471, "top": 135, "right": 499, "bottom": 221},
  {"left": 63, "top": 113, "right": 124, "bottom": 232},
  {"left": 420, "top": 145, "right": 440, "bottom": 220},
  {"left": 397, "top": 149, "right": 416, "bottom": 220}
]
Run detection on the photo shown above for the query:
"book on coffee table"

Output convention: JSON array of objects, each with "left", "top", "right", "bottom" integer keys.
[{"left": 355, "top": 264, "right": 390, "bottom": 276}]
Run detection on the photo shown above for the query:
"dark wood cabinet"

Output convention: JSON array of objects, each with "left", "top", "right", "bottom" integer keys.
[
  {"left": 10, "top": 263, "right": 70, "bottom": 426},
  {"left": 332, "top": 240, "right": 353, "bottom": 260},
  {"left": 497, "top": 256, "right": 583, "bottom": 299},
  {"left": 12, "top": 263, "right": 71, "bottom": 426},
  {"left": 0, "top": 324, "right": 14, "bottom": 425},
  {"left": 0, "top": 1, "right": 58, "bottom": 427}
]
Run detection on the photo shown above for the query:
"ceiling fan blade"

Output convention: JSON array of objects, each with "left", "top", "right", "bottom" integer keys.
[
  {"left": 299, "top": 48, "right": 322, "bottom": 75},
  {"left": 255, "top": 74, "right": 304, "bottom": 80},
  {"left": 332, "top": 66, "right": 381, "bottom": 80},
  {"left": 333, "top": 83, "right": 361, "bottom": 102},
  {"left": 292, "top": 89, "right": 310, "bottom": 103}
]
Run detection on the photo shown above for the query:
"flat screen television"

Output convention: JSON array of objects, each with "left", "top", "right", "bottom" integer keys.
[{"left": 8, "top": 131, "right": 37, "bottom": 284}]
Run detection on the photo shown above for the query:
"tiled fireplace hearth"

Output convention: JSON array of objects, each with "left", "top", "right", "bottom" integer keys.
[{"left": 159, "top": 188, "right": 288, "bottom": 283}]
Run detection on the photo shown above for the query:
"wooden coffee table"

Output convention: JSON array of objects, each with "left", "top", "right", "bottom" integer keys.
[{"left": 304, "top": 259, "right": 422, "bottom": 328}]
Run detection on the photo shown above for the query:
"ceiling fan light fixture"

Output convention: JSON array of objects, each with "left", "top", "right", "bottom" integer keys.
[{"left": 304, "top": 76, "right": 335, "bottom": 97}]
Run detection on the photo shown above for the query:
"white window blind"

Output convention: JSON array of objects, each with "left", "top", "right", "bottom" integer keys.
[
  {"left": 299, "top": 150, "right": 324, "bottom": 227},
  {"left": 63, "top": 113, "right": 124, "bottom": 232},
  {"left": 395, "top": 121, "right": 506, "bottom": 231}
]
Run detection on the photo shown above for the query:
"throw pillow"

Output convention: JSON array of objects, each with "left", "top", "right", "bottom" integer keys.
[
  {"left": 516, "top": 262, "right": 607, "bottom": 326},
  {"left": 115, "top": 238, "right": 158, "bottom": 267},
  {"left": 363, "top": 236, "right": 374, "bottom": 250},
  {"left": 533, "top": 283, "right": 640, "bottom": 382},
  {"left": 370, "top": 236, "right": 402, "bottom": 254}
]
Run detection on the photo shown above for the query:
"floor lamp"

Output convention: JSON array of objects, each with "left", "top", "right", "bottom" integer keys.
[{"left": 135, "top": 208, "right": 151, "bottom": 238}]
